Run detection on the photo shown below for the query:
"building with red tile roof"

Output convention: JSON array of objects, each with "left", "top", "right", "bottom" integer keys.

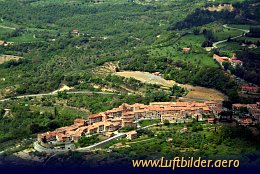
[
  {"left": 183, "top": 47, "right": 191, "bottom": 53},
  {"left": 241, "top": 84, "right": 259, "bottom": 93},
  {"left": 126, "top": 131, "right": 138, "bottom": 140},
  {"left": 213, "top": 54, "right": 243, "bottom": 68},
  {"left": 208, "top": 118, "right": 216, "bottom": 124},
  {"left": 38, "top": 101, "right": 222, "bottom": 144}
]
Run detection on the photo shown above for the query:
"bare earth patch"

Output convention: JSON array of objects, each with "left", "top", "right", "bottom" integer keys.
[
  {"left": 115, "top": 71, "right": 227, "bottom": 101},
  {"left": 115, "top": 71, "right": 176, "bottom": 88},
  {"left": 51, "top": 84, "right": 74, "bottom": 94},
  {"left": 183, "top": 85, "right": 227, "bottom": 101},
  {"left": 0, "top": 55, "right": 22, "bottom": 64},
  {"left": 92, "top": 62, "right": 118, "bottom": 75},
  {"left": 205, "top": 4, "right": 234, "bottom": 12}
]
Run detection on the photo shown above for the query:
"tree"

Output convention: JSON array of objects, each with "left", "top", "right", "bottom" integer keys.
[
  {"left": 171, "top": 85, "right": 185, "bottom": 97},
  {"left": 57, "top": 91, "right": 68, "bottom": 99},
  {"left": 163, "top": 120, "right": 170, "bottom": 126},
  {"left": 54, "top": 107, "right": 58, "bottom": 117},
  {"left": 193, "top": 27, "right": 200, "bottom": 35}
]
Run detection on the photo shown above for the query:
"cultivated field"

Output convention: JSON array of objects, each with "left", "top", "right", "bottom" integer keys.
[{"left": 115, "top": 71, "right": 227, "bottom": 101}]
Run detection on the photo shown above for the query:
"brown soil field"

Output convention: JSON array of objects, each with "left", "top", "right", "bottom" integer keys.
[
  {"left": 183, "top": 85, "right": 227, "bottom": 101},
  {"left": 114, "top": 71, "right": 227, "bottom": 101},
  {"left": 115, "top": 71, "right": 176, "bottom": 88},
  {"left": 0, "top": 55, "right": 22, "bottom": 64}
]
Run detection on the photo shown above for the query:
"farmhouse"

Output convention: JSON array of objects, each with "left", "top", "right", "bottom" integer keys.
[
  {"left": 126, "top": 131, "right": 138, "bottom": 140},
  {"left": 208, "top": 118, "right": 216, "bottom": 124},
  {"left": 71, "top": 29, "right": 80, "bottom": 36},
  {"left": 152, "top": 72, "right": 161, "bottom": 76},
  {"left": 213, "top": 54, "right": 243, "bottom": 68},
  {"left": 182, "top": 47, "right": 191, "bottom": 53}
]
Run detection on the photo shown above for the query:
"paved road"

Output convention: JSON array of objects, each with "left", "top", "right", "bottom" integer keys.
[
  {"left": 33, "top": 122, "right": 162, "bottom": 154},
  {"left": 76, "top": 133, "right": 126, "bottom": 152},
  {"left": 33, "top": 141, "right": 69, "bottom": 154},
  {"left": 76, "top": 123, "right": 162, "bottom": 152},
  {"left": 0, "top": 90, "right": 119, "bottom": 102},
  {"left": 213, "top": 24, "right": 250, "bottom": 48}
]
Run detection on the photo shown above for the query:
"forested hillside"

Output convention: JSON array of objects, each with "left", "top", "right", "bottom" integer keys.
[{"left": 0, "top": 0, "right": 259, "bottom": 102}]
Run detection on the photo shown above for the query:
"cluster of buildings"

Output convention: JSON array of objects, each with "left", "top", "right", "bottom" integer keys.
[
  {"left": 232, "top": 102, "right": 260, "bottom": 125},
  {"left": 241, "top": 84, "right": 259, "bottom": 93},
  {"left": 38, "top": 101, "right": 222, "bottom": 145},
  {"left": 213, "top": 54, "right": 243, "bottom": 68}
]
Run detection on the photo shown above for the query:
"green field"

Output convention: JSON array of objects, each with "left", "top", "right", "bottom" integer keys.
[
  {"left": 149, "top": 33, "right": 218, "bottom": 68},
  {"left": 0, "top": 26, "right": 13, "bottom": 39},
  {"left": 237, "top": 36, "right": 260, "bottom": 43},
  {"left": 214, "top": 28, "right": 244, "bottom": 41},
  {"left": 229, "top": 24, "right": 260, "bottom": 30},
  {"left": 218, "top": 42, "right": 244, "bottom": 51},
  {"left": 7, "top": 34, "right": 43, "bottom": 43}
]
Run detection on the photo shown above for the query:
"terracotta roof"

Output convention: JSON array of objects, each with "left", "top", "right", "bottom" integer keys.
[
  {"left": 232, "top": 104, "right": 247, "bottom": 108},
  {"left": 88, "top": 125, "right": 98, "bottom": 130},
  {"left": 93, "top": 122, "right": 105, "bottom": 127},
  {"left": 39, "top": 131, "right": 59, "bottom": 139},
  {"left": 89, "top": 114, "right": 103, "bottom": 119},
  {"left": 208, "top": 118, "right": 215, "bottom": 121},
  {"left": 241, "top": 118, "right": 252, "bottom": 124}
]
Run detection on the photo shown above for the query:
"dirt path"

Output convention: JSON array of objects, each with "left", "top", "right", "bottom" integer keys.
[{"left": 0, "top": 25, "right": 16, "bottom": 30}]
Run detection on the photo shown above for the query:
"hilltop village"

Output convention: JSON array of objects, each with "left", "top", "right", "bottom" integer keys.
[{"left": 37, "top": 101, "right": 222, "bottom": 148}]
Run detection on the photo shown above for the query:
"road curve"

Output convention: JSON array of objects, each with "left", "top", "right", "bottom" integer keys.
[{"left": 213, "top": 24, "right": 250, "bottom": 48}]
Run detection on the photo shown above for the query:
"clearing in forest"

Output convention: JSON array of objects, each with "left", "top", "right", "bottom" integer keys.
[{"left": 115, "top": 71, "right": 227, "bottom": 101}]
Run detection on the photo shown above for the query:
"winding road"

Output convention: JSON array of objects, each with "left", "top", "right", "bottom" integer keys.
[
  {"left": 213, "top": 24, "right": 250, "bottom": 48},
  {"left": 0, "top": 90, "right": 119, "bottom": 102},
  {"left": 33, "top": 123, "right": 163, "bottom": 154}
]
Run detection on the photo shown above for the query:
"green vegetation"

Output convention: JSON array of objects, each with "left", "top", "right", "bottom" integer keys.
[
  {"left": 118, "top": 126, "right": 135, "bottom": 133},
  {"left": 139, "top": 119, "right": 161, "bottom": 127},
  {"left": 76, "top": 135, "right": 100, "bottom": 147},
  {"left": 214, "top": 28, "right": 243, "bottom": 41},
  {"left": 7, "top": 34, "right": 42, "bottom": 43},
  {"left": 67, "top": 92, "right": 171, "bottom": 114},
  {"left": 171, "top": 85, "right": 186, "bottom": 97},
  {"left": 70, "top": 123, "right": 260, "bottom": 168},
  {"left": 0, "top": 97, "right": 84, "bottom": 147}
]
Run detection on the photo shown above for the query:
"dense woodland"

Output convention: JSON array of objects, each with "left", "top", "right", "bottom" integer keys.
[{"left": 0, "top": 0, "right": 259, "bottom": 102}]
